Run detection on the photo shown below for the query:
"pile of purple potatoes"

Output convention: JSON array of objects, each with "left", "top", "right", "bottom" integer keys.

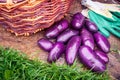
[{"left": 37, "top": 13, "right": 110, "bottom": 73}]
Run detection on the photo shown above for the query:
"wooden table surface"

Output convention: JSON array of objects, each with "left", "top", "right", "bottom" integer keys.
[{"left": 0, "top": 0, "right": 120, "bottom": 79}]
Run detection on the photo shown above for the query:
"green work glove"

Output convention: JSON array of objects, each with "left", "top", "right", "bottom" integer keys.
[
  {"left": 81, "top": 0, "right": 120, "bottom": 38},
  {"left": 111, "top": 12, "right": 120, "bottom": 18},
  {"left": 88, "top": 10, "right": 120, "bottom": 38}
]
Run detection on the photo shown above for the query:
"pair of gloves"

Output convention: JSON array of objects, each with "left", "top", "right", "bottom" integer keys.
[{"left": 81, "top": 0, "right": 120, "bottom": 38}]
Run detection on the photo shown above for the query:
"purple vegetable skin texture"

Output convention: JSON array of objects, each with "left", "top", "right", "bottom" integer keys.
[
  {"left": 79, "top": 46, "right": 106, "bottom": 72},
  {"left": 94, "top": 32, "right": 110, "bottom": 53},
  {"left": 95, "top": 50, "right": 109, "bottom": 63},
  {"left": 66, "top": 36, "right": 81, "bottom": 65},
  {"left": 48, "top": 42, "right": 64, "bottom": 63},
  {"left": 81, "top": 28, "right": 94, "bottom": 50},
  {"left": 46, "top": 19, "right": 69, "bottom": 38},
  {"left": 57, "top": 29, "right": 79, "bottom": 43},
  {"left": 71, "top": 13, "right": 85, "bottom": 29},
  {"left": 37, "top": 38, "right": 54, "bottom": 52},
  {"left": 85, "top": 19, "right": 98, "bottom": 33}
]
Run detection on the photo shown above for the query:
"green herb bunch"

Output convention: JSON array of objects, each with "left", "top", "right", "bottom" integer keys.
[{"left": 0, "top": 47, "right": 110, "bottom": 80}]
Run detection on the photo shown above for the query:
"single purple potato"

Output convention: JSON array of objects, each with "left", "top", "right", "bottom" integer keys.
[
  {"left": 71, "top": 13, "right": 85, "bottom": 29},
  {"left": 95, "top": 50, "right": 109, "bottom": 63},
  {"left": 78, "top": 46, "right": 106, "bottom": 72},
  {"left": 80, "top": 28, "right": 94, "bottom": 50},
  {"left": 94, "top": 32, "right": 110, "bottom": 53},
  {"left": 48, "top": 42, "right": 65, "bottom": 63},
  {"left": 37, "top": 38, "right": 54, "bottom": 52},
  {"left": 66, "top": 36, "right": 81, "bottom": 65},
  {"left": 85, "top": 19, "right": 98, "bottom": 33},
  {"left": 46, "top": 19, "right": 69, "bottom": 38},
  {"left": 57, "top": 28, "right": 79, "bottom": 43}
]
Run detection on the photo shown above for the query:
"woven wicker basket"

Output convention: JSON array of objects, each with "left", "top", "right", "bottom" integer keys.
[{"left": 0, "top": 0, "right": 71, "bottom": 36}]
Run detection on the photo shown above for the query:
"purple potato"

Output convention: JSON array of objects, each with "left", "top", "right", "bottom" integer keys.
[
  {"left": 48, "top": 42, "right": 65, "bottom": 62},
  {"left": 71, "top": 13, "right": 85, "bottom": 29},
  {"left": 66, "top": 36, "right": 81, "bottom": 65},
  {"left": 80, "top": 28, "right": 94, "bottom": 50},
  {"left": 94, "top": 32, "right": 110, "bottom": 53},
  {"left": 73, "top": 12, "right": 85, "bottom": 19},
  {"left": 46, "top": 19, "right": 69, "bottom": 38},
  {"left": 78, "top": 46, "right": 106, "bottom": 72},
  {"left": 95, "top": 50, "right": 109, "bottom": 63},
  {"left": 37, "top": 38, "right": 54, "bottom": 52},
  {"left": 57, "top": 28, "right": 79, "bottom": 43},
  {"left": 83, "top": 40, "right": 94, "bottom": 50},
  {"left": 85, "top": 19, "right": 98, "bottom": 33}
]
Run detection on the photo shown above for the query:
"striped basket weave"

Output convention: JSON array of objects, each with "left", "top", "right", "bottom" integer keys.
[{"left": 0, "top": 0, "right": 71, "bottom": 36}]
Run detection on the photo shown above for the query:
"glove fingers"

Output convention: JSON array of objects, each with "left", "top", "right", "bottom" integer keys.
[
  {"left": 113, "top": 26, "right": 120, "bottom": 31},
  {"left": 99, "top": 28, "right": 110, "bottom": 38},
  {"left": 114, "top": 22, "right": 120, "bottom": 26},
  {"left": 89, "top": 10, "right": 114, "bottom": 25},
  {"left": 112, "top": 12, "right": 120, "bottom": 18},
  {"left": 88, "top": 11, "right": 110, "bottom": 38},
  {"left": 107, "top": 28, "right": 120, "bottom": 38},
  {"left": 88, "top": 10, "right": 101, "bottom": 23}
]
